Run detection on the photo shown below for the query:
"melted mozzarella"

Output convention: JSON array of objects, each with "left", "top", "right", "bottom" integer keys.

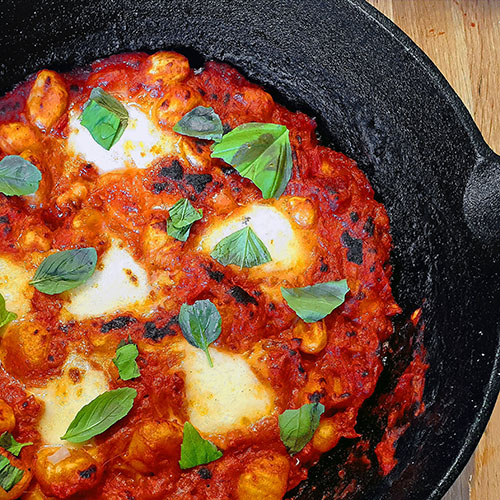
[
  {"left": 65, "top": 240, "right": 151, "bottom": 319},
  {"left": 30, "top": 354, "right": 109, "bottom": 445},
  {"left": 200, "top": 203, "right": 310, "bottom": 275},
  {"left": 0, "top": 256, "right": 33, "bottom": 318},
  {"left": 67, "top": 103, "right": 177, "bottom": 173},
  {"left": 182, "top": 343, "right": 274, "bottom": 434}
]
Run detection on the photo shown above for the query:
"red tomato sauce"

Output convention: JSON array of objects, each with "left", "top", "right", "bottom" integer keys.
[{"left": 0, "top": 51, "right": 426, "bottom": 499}]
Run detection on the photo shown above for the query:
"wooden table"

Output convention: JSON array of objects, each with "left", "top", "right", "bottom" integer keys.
[{"left": 365, "top": 1, "right": 500, "bottom": 499}]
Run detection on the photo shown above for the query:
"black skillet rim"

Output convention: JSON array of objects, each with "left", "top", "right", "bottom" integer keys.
[
  {"left": 351, "top": 1, "right": 500, "bottom": 498},
  {"left": 0, "top": 1, "right": 499, "bottom": 498}
]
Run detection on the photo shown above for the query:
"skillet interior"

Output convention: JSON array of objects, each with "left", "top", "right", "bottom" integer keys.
[{"left": 1, "top": 0, "right": 500, "bottom": 498}]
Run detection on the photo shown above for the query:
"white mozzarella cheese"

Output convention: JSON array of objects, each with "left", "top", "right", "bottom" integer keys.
[
  {"left": 182, "top": 343, "right": 274, "bottom": 434},
  {"left": 30, "top": 354, "right": 109, "bottom": 445},
  {"left": 200, "top": 204, "right": 308, "bottom": 274},
  {"left": 67, "top": 103, "right": 177, "bottom": 173},
  {"left": 0, "top": 256, "right": 33, "bottom": 318},
  {"left": 65, "top": 240, "right": 151, "bottom": 319}
]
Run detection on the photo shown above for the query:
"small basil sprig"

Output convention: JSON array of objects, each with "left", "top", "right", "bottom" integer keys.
[
  {"left": 80, "top": 87, "right": 129, "bottom": 150},
  {"left": 167, "top": 198, "right": 203, "bottom": 242},
  {"left": 113, "top": 340, "right": 140, "bottom": 381},
  {"left": 279, "top": 403, "right": 325, "bottom": 455},
  {"left": 0, "top": 293, "right": 16, "bottom": 329},
  {"left": 211, "top": 226, "right": 271, "bottom": 268},
  {"left": 0, "top": 155, "right": 42, "bottom": 196},
  {"left": 0, "top": 456, "right": 24, "bottom": 492},
  {"left": 61, "top": 387, "right": 137, "bottom": 443},
  {"left": 211, "top": 123, "right": 293, "bottom": 199},
  {"left": 179, "top": 299, "right": 221, "bottom": 367},
  {"left": 0, "top": 432, "right": 32, "bottom": 457},
  {"left": 179, "top": 422, "right": 223, "bottom": 469},
  {"left": 281, "top": 279, "right": 349, "bottom": 323},
  {"left": 30, "top": 247, "right": 97, "bottom": 295},
  {"left": 173, "top": 106, "right": 224, "bottom": 142}
]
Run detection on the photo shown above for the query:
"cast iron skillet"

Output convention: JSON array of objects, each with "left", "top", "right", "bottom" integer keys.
[{"left": 1, "top": 1, "right": 499, "bottom": 498}]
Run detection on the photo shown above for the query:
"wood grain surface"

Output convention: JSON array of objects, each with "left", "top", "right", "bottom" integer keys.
[{"left": 365, "top": 1, "right": 500, "bottom": 499}]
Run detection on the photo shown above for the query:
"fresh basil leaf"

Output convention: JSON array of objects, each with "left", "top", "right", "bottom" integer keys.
[
  {"left": 113, "top": 343, "right": 140, "bottom": 381},
  {"left": 211, "top": 123, "right": 292, "bottom": 199},
  {"left": 279, "top": 403, "right": 325, "bottom": 455},
  {"left": 173, "top": 106, "right": 224, "bottom": 142},
  {"left": 210, "top": 226, "right": 271, "bottom": 268},
  {"left": 0, "top": 456, "right": 23, "bottom": 492},
  {"left": 0, "top": 155, "right": 42, "bottom": 196},
  {"left": 0, "top": 433, "right": 32, "bottom": 457},
  {"left": 80, "top": 87, "right": 129, "bottom": 150},
  {"left": 30, "top": 247, "right": 97, "bottom": 295},
  {"left": 167, "top": 220, "right": 192, "bottom": 242},
  {"left": 169, "top": 198, "right": 203, "bottom": 228},
  {"left": 61, "top": 387, "right": 137, "bottom": 443},
  {"left": 281, "top": 279, "right": 349, "bottom": 323},
  {"left": 166, "top": 198, "right": 203, "bottom": 242},
  {"left": 0, "top": 294, "right": 16, "bottom": 329},
  {"left": 179, "top": 422, "right": 222, "bottom": 469},
  {"left": 179, "top": 299, "right": 221, "bottom": 367}
]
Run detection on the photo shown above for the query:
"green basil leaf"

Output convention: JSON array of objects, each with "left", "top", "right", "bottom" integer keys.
[
  {"left": 281, "top": 279, "right": 349, "bottom": 323},
  {"left": 80, "top": 87, "right": 129, "bottom": 150},
  {"left": 179, "top": 422, "right": 222, "bottom": 469},
  {"left": 30, "top": 247, "right": 97, "bottom": 295},
  {"left": 0, "top": 456, "right": 24, "bottom": 492},
  {"left": 278, "top": 403, "right": 325, "bottom": 455},
  {"left": 169, "top": 198, "right": 203, "bottom": 228},
  {"left": 61, "top": 387, "right": 137, "bottom": 443},
  {"left": 0, "top": 294, "right": 16, "bottom": 329},
  {"left": 179, "top": 299, "right": 221, "bottom": 367},
  {"left": 173, "top": 106, "right": 224, "bottom": 142},
  {"left": 211, "top": 123, "right": 292, "bottom": 199},
  {"left": 113, "top": 343, "right": 140, "bottom": 381},
  {"left": 0, "top": 155, "right": 42, "bottom": 196},
  {"left": 210, "top": 226, "right": 271, "bottom": 268},
  {"left": 166, "top": 220, "right": 192, "bottom": 242},
  {"left": 0, "top": 432, "right": 32, "bottom": 457},
  {"left": 166, "top": 198, "right": 203, "bottom": 242}
]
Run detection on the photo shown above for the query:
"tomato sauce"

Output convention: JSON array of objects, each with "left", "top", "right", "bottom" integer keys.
[{"left": 0, "top": 52, "right": 426, "bottom": 499}]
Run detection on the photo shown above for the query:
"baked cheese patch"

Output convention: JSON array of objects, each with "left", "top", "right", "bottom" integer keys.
[
  {"left": 200, "top": 203, "right": 313, "bottom": 277},
  {"left": 30, "top": 354, "right": 109, "bottom": 445},
  {"left": 65, "top": 240, "right": 151, "bottom": 319},
  {"left": 182, "top": 343, "right": 274, "bottom": 435},
  {"left": 67, "top": 103, "right": 177, "bottom": 173},
  {"left": 0, "top": 256, "right": 33, "bottom": 318}
]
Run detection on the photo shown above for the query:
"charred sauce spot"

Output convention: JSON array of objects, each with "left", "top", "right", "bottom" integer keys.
[
  {"left": 101, "top": 316, "right": 137, "bottom": 333},
  {"left": 143, "top": 317, "right": 178, "bottom": 341},
  {"left": 219, "top": 165, "right": 236, "bottom": 176},
  {"left": 160, "top": 160, "right": 184, "bottom": 180},
  {"left": 186, "top": 174, "right": 213, "bottom": 193},
  {"left": 320, "top": 259, "right": 329, "bottom": 272},
  {"left": 79, "top": 465, "right": 97, "bottom": 479},
  {"left": 308, "top": 391, "right": 324, "bottom": 403},
  {"left": 198, "top": 468, "right": 212, "bottom": 479},
  {"left": 153, "top": 182, "right": 170, "bottom": 194},
  {"left": 0, "top": 215, "right": 9, "bottom": 224},
  {"left": 203, "top": 265, "right": 224, "bottom": 283},
  {"left": 364, "top": 216, "right": 375, "bottom": 237},
  {"left": 341, "top": 231, "right": 363, "bottom": 265},
  {"left": 350, "top": 212, "right": 359, "bottom": 222},
  {"left": 228, "top": 286, "right": 258, "bottom": 306}
]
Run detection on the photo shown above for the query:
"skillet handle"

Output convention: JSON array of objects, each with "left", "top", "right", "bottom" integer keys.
[{"left": 464, "top": 152, "right": 500, "bottom": 243}]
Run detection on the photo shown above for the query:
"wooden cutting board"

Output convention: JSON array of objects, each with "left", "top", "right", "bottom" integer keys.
[{"left": 365, "top": 1, "right": 500, "bottom": 499}]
